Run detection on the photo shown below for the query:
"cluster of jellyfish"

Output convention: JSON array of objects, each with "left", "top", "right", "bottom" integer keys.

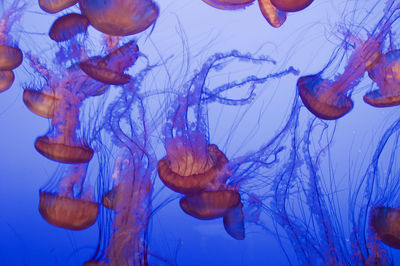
[{"left": 3, "top": 0, "right": 400, "bottom": 264}]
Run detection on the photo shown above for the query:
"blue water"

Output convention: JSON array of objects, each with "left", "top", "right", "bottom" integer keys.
[{"left": 1, "top": 0, "right": 400, "bottom": 265}]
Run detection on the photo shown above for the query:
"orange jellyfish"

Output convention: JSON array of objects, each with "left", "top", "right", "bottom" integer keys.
[
  {"left": 158, "top": 137, "right": 230, "bottom": 195},
  {"left": 39, "top": 164, "right": 99, "bottom": 230},
  {"left": 179, "top": 189, "right": 241, "bottom": 219},
  {"left": 39, "top": 0, "right": 79, "bottom": 14},
  {"left": 49, "top": 13, "right": 90, "bottom": 42},
  {"left": 23, "top": 88, "right": 59, "bottom": 118},
  {"left": 33, "top": 83, "right": 94, "bottom": 164},
  {"left": 0, "top": 0, "right": 24, "bottom": 75},
  {"left": 364, "top": 50, "right": 400, "bottom": 107},
  {"left": 298, "top": 34, "right": 383, "bottom": 120},
  {"left": 79, "top": 40, "right": 139, "bottom": 85},
  {"left": 270, "top": 0, "right": 313, "bottom": 12},
  {"left": 370, "top": 206, "right": 400, "bottom": 249},
  {"left": 201, "top": 0, "right": 255, "bottom": 10},
  {"left": 0, "top": 44, "right": 22, "bottom": 70},
  {"left": 79, "top": 0, "right": 159, "bottom": 36},
  {"left": 258, "top": 0, "right": 287, "bottom": 28},
  {"left": 0, "top": 70, "right": 14, "bottom": 92}
]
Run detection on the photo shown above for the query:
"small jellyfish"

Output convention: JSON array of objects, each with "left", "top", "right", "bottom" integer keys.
[
  {"left": 101, "top": 184, "right": 121, "bottom": 210},
  {"left": 38, "top": 0, "right": 79, "bottom": 14},
  {"left": 370, "top": 206, "right": 400, "bottom": 249},
  {"left": 179, "top": 189, "right": 241, "bottom": 219},
  {"left": 364, "top": 50, "right": 400, "bottom": 107},
  {"left": 0, "top": 70, "right": 14, "bottom": 92},
  {"left": 0, "top": 44, "right": 22, "bottom": 70},
  {"left": 79, "top": 40, "right": 139, "bottom": 85},
  {"left": 23, "top": 88, "right": 59, "bottom": 118},
  {"left": 223, "top": 202, "right": 245, "bottom": 240},
  {"left": 270, "top": 0, "right": 313, "bottom": 12},
  {"left": 38, "top": 164, "right": 98, "bottom": 230},
  {"left": 49, "top": 13, "right": 90, "bottom": 42},
  {"left": 79, "top": 0, "right": 159, "bottom": 36},
  {"left": 201, "top": 0, "right": 255, "bottom": 10},
  {"left": 258, "top": 0, "right": 287, "bottom": 28}
]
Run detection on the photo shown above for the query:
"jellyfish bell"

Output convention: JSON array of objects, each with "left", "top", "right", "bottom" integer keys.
[
  {"left": 35, "top": 136, "right": 94, "bottom": 164},
  {"left": 23, "top": 89, "right": 60, "bottom": 118},
  {"left": 79, "top": 0, "right": 159, "bottom": 36},
  {"left": 38, "top": 164, "right": 98, "bottom": 230},
  {"left": 0, "top": 44, "right": 22, "bottom": 71},
  {"left": 364, "top": 50, "right": 400, "bottom": 107},
  {"left": 38, "top": 0, "right": 79, "bottom": 14},
  {"left": 39, "top": 191, "right": 98, "bottom": 230},
  {"left": 79, "top": 40, "right": 139, "bottom": 85},
  {"left": 297, "top": 74, "right": 354, "bottom": 120},
  {"left": 201, "top": 0, "right": 255, "bottom": 10},
  {"left": 258, "top": 0, "right": 287, "bottom": 28},
  {"left": 223, "top": 202, "right": 245, "bottom": 240},
  {"left": 158, "top": 139, "right": 230, "bottom": 194},
  {"left": 179, "top": 189, "right": 241, "bottom": 220},
  {"left": 49, "top": 13, "right": 90, "bottom": 42},
  {"left": 370, "top": 206, "right": 400, "bottom": 249},
  {"left": 0, "top": 70, "right": 14, "bottom": 92},
  {"left": 270, "top": 0, "right": 313, "bottom": 12}
]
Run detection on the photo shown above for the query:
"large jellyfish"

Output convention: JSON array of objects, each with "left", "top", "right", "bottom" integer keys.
[
  {"left": 157, "top": 49, "right": 298, "bottom": 241},
  {"left": 79, "top": 0, "right": 159, "bottom": 36}
]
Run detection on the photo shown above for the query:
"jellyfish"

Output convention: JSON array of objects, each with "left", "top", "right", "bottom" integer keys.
[
  {"left": 0, "top": 70, "right": 14, "bottom": 92},
  {"left": 269, "top": 0, "right": 313, "bottom": 12},
  {"left": 49, "top": 13, "right": 90, "bottom": 42},
  {"left": 79, "top": 39, "right": 139, "bottom": 85},
  {"left": 0, "top": 0, "right": 25, "bottom": 93},
  {"left": 156, "top": 50, "right": 298, "bottom": 242},
  {"left": 258, "top": 0, "right": 287, "bottom": 28},
  {"left": 79, "top": 0, "right": 159, "bottom": 36},
  {"left": 38, "top": 0, "right": 79, "bottom": 14},
  {"left": 24, "top": 52, "right": 110, "bottom": 163},
  {"left": 39, "top": 164, "right": 99, "bottom": 230},
  {"left": 201, "top": 0, "right": 255, "bottom": 10},
  {"left": 364, "top": 50, "right": 400, "bottom": 107},
  {"left": 370, "top": 206, "right": 400, "bottom": 249}
]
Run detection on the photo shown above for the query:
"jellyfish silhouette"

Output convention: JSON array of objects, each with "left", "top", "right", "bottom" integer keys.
[{"left": 79, "top": 0, "right": 159, "bottom": 36}]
